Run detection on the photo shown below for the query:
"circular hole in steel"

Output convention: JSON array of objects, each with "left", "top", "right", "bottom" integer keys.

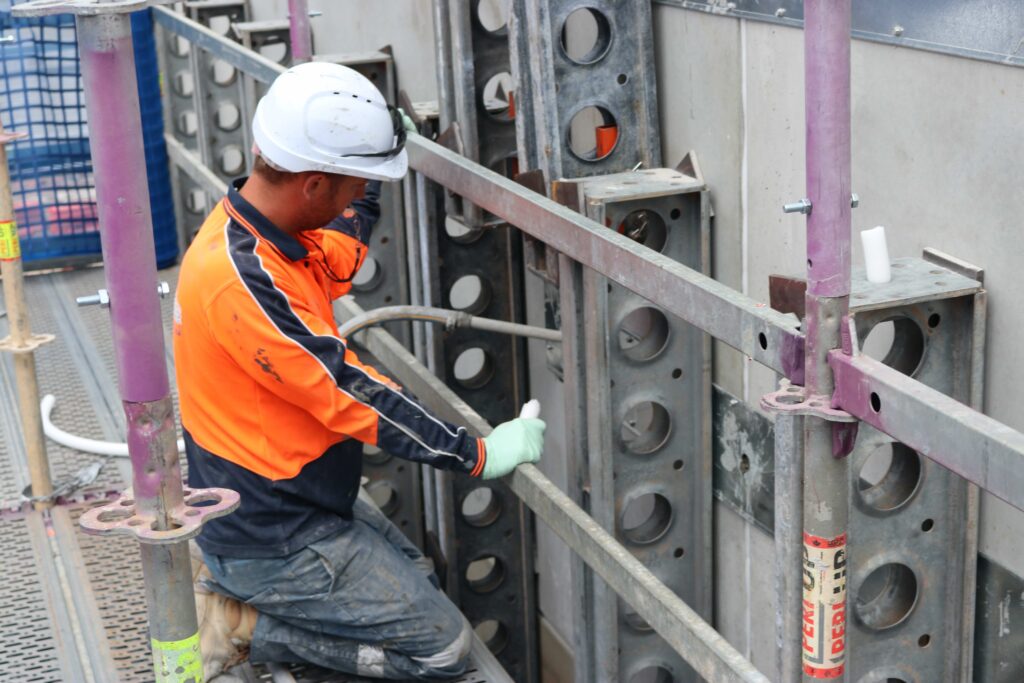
[
  {"left": 172, "top": 70, "right": 194, "bottom": 97},
  {"left": 453, "top": 347, "right": 494, "bottom": 389},
  {"left": 474, "top": 619, "right": 509, "bottom": 655},
  {"left": 466, "top": 554, "right": 505, "bottom": 593},
  {"left": 184, "top": 509, "right": 201, "bottom": 517},
  {"left": 672, "top": 460, "right": 683, "bottom": 471},
  {"left": 367, "top": 481, "right": 400, "bottom": 516},
  {"left": 475, "top": 0, "right": 511, "bottom": 33},
  {"left": 628, "top": 665, "right": 675, "bottom": 683},
  {"left": 209, "top": 59, "right": 237, "bottom": 87},
  {"left": 870, "top": 392, "right": 882, "bottom": 412},
  {"left": 259, "top": 41, "right": 289, "bottom": 65},
  {"left": 352, "top": 256, "right": 383, "bottom": 292},
  {"left": 740, "top": 453, "right": 750, "bottom": 473},
  {"left": 670, "top": 208, "right": 682, "bottom": 220},
  {"left": 918, "top": 634, "right": 931, "bottom": 648},
  {"left": 861, "top": 317, "right": 926, "bottom": 376},
  {"left": 855, "top": 562, "right": 919, "bottom": 630},
  {"left": 617, "top": 307, "right": 670, "bottom": 362},
  {"left": 97, "top": 509, "right": 132, "bottom": 523},
  {"left": 444, "top": 216, "right": 483, "bottom": 244},
  {"left": 858, "top": 443, "right": 923, "bottom": 512},
  {"left": 921, "top": 518, "right": 934, "bottom": 532},
  {"left": 758, "top": 332, "right": 768, "bottom": 350},
  {"left": 119, "top": 498, "right": 135, "bottom": 507},
  {"left": 617, "top": 210, "right": 667, "bottom": 252},
  {"left": 567, "top": 105, "right": 618, "bottom": 162},
  {"left": 215, "top": 102, "right": 241, "bottom": 132},
  {"left": 171, "top": 35, "right": 191, "bottom": 57},
  {"left": 449, "top": 274, "right": 491, "bottom": 315},
  {"left": 207, "top": 15, "right": 231, "bottom": 36},
  {"left": 363, "top": 444, "right": 390, "bottom": 465},
  {"left": 481, "top": 71, "right": 515, "bottom": 122},
  {"left": 219, "top": 145, "right": 246, "bottom": 177},
  {"left": 560, "top": 7, "right": 612, "bottom": 65},
  {"left": 127, "top": 518, "right": 144, "bottom": 526},
  {"left": 617, "top": 73, "right": 628, "bottom": 85},
  {"left": 151, "top": 520, "right": 184, "bottom": 532},
  {"left": 176, "top": 111, "right": 198, "bottom": 138},
  {"left": 671, "top": 368, "right": 682, "bottom": 379},
  {"left": 674, "top": 547, "right": 684, "bottom": 558},
  {"left": 620, "top": 492, "right": 673, "bottom": 545},
  {"left": 186, "top": 189, "right": 208, "bottom": 215},
  {"left": 776, "top": 392, "right": 805, "bottom": 406},
  {"left": 461, "top": 487, "right": 502, "bottom": 527},
  {"left": 620, "top": 401, "right": 672, "bottom": 454},
  {"left": 927, "top": 313, "right": 941, "bottom": 329},
  {"left": 620, "top": 598, "right": 653, "bottom": 632}
]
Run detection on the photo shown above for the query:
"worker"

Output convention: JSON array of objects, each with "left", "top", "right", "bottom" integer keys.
[{"left": 173, "top": 62, "right": 545, "bottom": 680}]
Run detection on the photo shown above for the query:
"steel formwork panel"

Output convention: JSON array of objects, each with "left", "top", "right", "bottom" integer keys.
[{"left": 561, "top": 169, "right": 713, "bottom": 682}]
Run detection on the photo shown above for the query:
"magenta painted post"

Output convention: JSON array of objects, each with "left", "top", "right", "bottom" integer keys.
[
  {"left": 79, "top": 17, "right": 168, "bottom": 405},
  {"left": 288, "top": 0, "right": 313, "bottom": 64},
  {"left": 804, "top": 0, "right": 852, "bottom": 301},
  {"left": 76, "top": 13, "right": 201, "bottom": 681},
  {"left": 799, "top": 1, "right": 853, "bottom": 682}
]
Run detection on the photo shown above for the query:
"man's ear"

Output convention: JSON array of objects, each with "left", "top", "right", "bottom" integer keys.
[{"left": 300, "top": 172, "right": 330, "bottom": 200}]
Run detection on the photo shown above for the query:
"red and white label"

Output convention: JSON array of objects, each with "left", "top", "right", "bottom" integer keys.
[{"left": 802, "top": 532, "right": 847, "bottom": 679}]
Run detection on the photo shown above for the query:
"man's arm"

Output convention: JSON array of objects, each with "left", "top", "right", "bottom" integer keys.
[{"left": 206, "top": 270, "right": 487, "bottom": 476}]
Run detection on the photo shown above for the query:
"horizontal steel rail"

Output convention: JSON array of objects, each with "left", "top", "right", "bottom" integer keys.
[
  {"left": 335, "top": 297, "right": 770, "bottom": 683},
  {"left": 163, "top": 134, "right": 227, "bottom": 198},
  {"left": 407, "top": 136, "right": 806, "bottom": 379},
  {"left": 153, "top": 6, "right": 284, "bottom": 84},
  {"left": 831, "top": 351, "right": 1024, "bottom": 512}
]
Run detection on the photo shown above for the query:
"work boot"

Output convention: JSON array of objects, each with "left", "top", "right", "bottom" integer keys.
[{"left": 190, "top": 542, "right": 259, "bottom": 679}]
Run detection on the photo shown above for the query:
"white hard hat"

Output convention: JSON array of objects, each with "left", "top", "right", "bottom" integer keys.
[{"left": 252, "top": 62, "right": 408, "bottom": 182}]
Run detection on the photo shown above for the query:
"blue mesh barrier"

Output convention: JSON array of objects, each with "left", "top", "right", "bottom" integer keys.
[{"left": 0, "top": 4, "right": 178, "bottom": 268}]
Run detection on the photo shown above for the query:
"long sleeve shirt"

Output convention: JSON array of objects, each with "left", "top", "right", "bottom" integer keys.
[{"left": 174, "top": 178, "right": 485, "bottom": 558}]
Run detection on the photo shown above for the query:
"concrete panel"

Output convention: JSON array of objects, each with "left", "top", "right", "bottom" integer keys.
[
  {"left": 654, "top": 6, "right": 747, "bottom": 400},
  {"left": 251, "top": 0, "right": 439, "bottom": 101},
  {"left": 714, "top": 501, "right": 778, "bottom": 676}
]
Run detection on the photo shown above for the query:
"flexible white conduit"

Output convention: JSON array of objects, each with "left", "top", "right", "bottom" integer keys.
[{"left": 41, "top": 394, "right": 185, "bottom": 457}]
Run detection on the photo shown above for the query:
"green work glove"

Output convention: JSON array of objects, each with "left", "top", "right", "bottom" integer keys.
[
  {"left": 480, "top": 417, "right": 545, "bottom": 479},
  {"left": 397, "top": 107, "right": 416, "bottom": 133}
]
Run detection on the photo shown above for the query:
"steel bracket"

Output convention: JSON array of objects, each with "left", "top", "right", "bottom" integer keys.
[
  {"left": 761, "top": 380, "right": 857, "bottom": 423},
  {"left": 0, "top": 332, "right": 55, "bottom": 354},
  {"left": 79, "top": 486, "right": 239, "bottom": 544},
  {"left": 11, "top": 0, "right": 172, "bottom": 17}
]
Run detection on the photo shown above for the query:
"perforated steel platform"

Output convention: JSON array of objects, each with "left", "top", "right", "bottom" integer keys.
[{"left": 0, "top": 265, "right": 510, "bottom": 683}]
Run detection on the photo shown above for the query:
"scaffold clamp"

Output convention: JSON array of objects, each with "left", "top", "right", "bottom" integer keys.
[
  {"left": 761, "top": 379, "right": 859, "bottom": 458},
  {"left": 80, "top": 486, "right": 240, "bottom": 544}
]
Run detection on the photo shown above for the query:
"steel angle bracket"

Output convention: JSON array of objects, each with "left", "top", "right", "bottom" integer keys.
[
  {"left": 79, "top": 485, "right": 239, "bottom": 544},
  {"left": 0, "top": 333, "right": 55, "bottom": 354},
  {"left": 11, "top": 0, "right": 171, "bottom": 17},
  {"left": 761, "top": 379, "right": 859, "bottom": 458}
]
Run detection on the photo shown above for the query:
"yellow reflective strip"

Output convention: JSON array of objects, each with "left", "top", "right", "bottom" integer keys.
[
  {"left": 151, "top": 631, "right": 204, "bottom": 683},
  {"left": 0, "top": 221, "right": 20, "bottom": 261}
]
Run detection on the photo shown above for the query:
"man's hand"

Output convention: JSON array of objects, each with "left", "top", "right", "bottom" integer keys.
[
  {"left": 397, "top": 107, "right": 416, "bottom": 133},
  {"left": 480, "top": 417, "right": 545, "bottom": 479}
]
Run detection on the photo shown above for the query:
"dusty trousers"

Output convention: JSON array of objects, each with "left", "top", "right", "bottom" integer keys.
[{"left": 202, "top": 496, "right": 472, "bottom": 680}]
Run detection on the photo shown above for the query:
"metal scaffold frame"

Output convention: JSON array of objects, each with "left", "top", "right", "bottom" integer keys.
[{"left": 9, "top": 0, "right": 1022, "bottom": 680}]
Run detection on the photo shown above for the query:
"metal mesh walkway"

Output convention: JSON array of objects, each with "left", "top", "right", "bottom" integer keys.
[{"left": 0, "top": 265, "right": 509, "bottom": 682}]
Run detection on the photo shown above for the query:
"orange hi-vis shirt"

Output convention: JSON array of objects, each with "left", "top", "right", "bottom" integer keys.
[{"left": 174, "top": 179, "right": 484, "bottom": 558}]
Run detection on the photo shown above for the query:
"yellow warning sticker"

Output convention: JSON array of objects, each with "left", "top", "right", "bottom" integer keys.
[
  {"left": 151, "top": 632, "right": 203, "bottom": 682},
  {"left": 0, "top": 221, "right": 19, "bottom": 261}
]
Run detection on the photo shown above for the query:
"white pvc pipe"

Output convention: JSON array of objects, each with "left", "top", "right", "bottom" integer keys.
[
  {"left": 41, "top": 394, "right": 185, "bottom": 457},
  {"left": 860, "top": 225, "right": 892, "bottom": 283}
]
